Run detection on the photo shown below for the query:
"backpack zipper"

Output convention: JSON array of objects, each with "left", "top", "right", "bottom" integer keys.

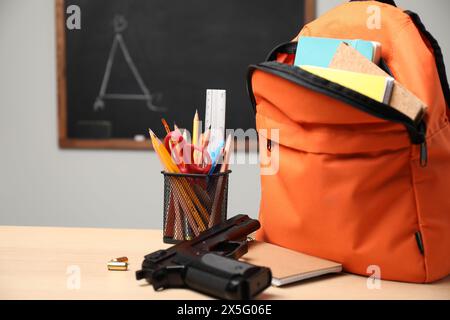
[{"left": 247, "top": 61, "right": 428, "bottom": 166}]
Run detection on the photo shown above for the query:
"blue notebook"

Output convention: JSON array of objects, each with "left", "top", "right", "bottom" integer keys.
[{"left": 294, "top": 36, "right": 381, "bottom": 68}]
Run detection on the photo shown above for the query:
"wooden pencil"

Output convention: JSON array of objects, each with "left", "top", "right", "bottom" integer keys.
[{"left": 164, "top": 192, "right": 176, "bottom": 239}]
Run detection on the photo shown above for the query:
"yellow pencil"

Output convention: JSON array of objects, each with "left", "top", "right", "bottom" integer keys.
[
  {"left": 150, "top": 130, "right": 178, "bottom": 173},
  {"left": 192, "top": 110, "right": 201, "bottom": 165},
  {"left": 192, "top": 110, "right": 199, "bottom": 147}
]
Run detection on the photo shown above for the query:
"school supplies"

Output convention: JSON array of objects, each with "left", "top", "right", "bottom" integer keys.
[
  {"left": 205, "top": 89, "right": 226, "bottom": 155},
  {"left": 150, "top": 130, "right": 208, "bottom": 231},
  {"left": 150, "top": 104, "right": 231, "bottom": 243},
  {"left": 220, "top": 134, "right": 233, "bottom": 173},
  {"left": 164, "top": 130, "right": 212, "bottom": 174},
  {"left": 161, "top": 118, "right": 171, "bottom": 134},
  {"left": 150, "top": 130, "right": 179, "bottom": 173},
  {"left": 300, "top": 65, "right": 395, "bottom": 104},
  {"left": 162, "top": 171, "right": 231, "bottom": 243},
  {"left": 294, "top": 36, "right": 381, "bottom": 67},
  {"left": 192, "top": 110, "right": 200, "bottom": 147},
  {"left": 192, "top": 110, "right": 201, "bottom": 164},
  {"left": 200, "top": 128, "right": 211, "bottom": 169},
  {"left": 329, "top": 42, "right": 427, "bottom": 122}
]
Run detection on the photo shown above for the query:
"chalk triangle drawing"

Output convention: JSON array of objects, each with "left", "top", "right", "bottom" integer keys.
[{"left": 94, "top": 15, "right": 165, "bottom": 112}]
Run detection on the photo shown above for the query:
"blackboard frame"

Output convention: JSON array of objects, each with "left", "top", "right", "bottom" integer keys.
[{"left": 56, "top": 0, "right": 316, "bottom": 150}]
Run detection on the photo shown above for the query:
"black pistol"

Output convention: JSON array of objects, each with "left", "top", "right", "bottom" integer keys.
[{"left": 136, "top": 215, "right": 272, "bottom": 300}]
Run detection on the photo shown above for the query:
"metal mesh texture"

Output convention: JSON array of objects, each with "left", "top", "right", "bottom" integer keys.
[{"left": 162, "top": 171, "right": 230, "bottom": 244}]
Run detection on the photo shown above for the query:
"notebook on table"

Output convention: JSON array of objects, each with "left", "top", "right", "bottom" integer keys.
[{"left": 242, "top": 241, "right": 342, "bottom": 287}]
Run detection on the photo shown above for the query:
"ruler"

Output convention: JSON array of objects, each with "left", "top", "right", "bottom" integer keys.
[{"left": 205, "top": 89, "right": 226, "bottom": 154}]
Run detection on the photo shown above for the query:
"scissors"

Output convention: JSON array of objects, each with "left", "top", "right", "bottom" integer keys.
[{"left": 164, "top": 131, "right": 212, "bottom": 174}]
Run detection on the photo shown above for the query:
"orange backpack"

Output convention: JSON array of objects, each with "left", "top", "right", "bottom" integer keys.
[{"left": 248, "top": 0, "right": 450, "bottom": 283}]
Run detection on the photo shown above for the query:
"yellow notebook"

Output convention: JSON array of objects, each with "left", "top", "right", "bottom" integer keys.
[{"left": 301, "top": 65, "right": 394, "bottom": 104}]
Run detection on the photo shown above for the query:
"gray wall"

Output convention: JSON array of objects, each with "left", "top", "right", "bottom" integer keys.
[
  {"left": 0, "top": 0, "right": 449, "bottom": 229},
  {"left": 0, "top": 0, "right": 260, "bottom": 229}
]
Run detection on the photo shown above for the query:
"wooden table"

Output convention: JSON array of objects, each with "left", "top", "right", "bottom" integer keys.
[{"left": 1, "top": 226, "right": 449, "bottom": 300}]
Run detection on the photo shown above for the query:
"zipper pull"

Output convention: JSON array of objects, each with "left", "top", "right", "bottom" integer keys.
[
  {"left": 420, "top": 141, "right": 428, "bottom": 167},
  {"left": 418, "top": 121, "right": 428, "bottom": 168}
]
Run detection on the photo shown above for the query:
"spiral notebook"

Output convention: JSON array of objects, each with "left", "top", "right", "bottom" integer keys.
[{"left": 242, "top": 241, "right": 342, "bottom": 287}]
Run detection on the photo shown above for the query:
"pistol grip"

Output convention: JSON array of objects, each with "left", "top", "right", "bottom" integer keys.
[{"left": 184, "top": 253, "right": 272, "bottom": 300}]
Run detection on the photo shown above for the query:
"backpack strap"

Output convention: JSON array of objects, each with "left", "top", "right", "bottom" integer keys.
[
  {"left": 265, "top": 42, "right": 297, "bottom": 62},
  {"left": 405, "top": 10, "right": 450, "bottom": 110}
]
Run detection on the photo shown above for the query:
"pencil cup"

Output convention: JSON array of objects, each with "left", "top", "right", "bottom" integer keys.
[{"left": 162, "top": 171, "right": 231, "bottom": 244}]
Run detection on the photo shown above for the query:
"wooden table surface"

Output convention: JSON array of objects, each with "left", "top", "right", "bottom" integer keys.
[{"left": 1, "top": 226, "right": 449, "bottom": 300}]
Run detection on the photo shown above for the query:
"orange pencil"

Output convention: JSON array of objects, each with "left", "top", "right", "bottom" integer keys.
[
  {"left": 161, "top": 118, "right": 171, "bottom": 134},
  {"left": 201, "top": 128, "right": 211, "bottom": 149}
]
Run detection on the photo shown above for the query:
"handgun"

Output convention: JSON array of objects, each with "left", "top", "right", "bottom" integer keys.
[{"left": 136, "top": 214, "right": 272, "bottom": 300}]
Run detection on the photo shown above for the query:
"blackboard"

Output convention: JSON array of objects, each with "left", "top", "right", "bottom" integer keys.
[{"left": 56, "top": 0, "right": 315, "bottom": 149}]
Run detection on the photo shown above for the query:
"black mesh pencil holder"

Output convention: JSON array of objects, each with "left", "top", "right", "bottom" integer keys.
[{"left": 162, "top": 171, "right": 231, "bottom": 244}]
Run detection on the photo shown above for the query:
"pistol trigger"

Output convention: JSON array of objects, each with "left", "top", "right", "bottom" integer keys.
[{"left": 225, "top": 241, "right": 248, "bottom": 259}]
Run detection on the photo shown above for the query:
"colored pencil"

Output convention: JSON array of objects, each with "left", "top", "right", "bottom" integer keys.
[
  {"left": 209, "top": 134, "right": 233, "bottom": 228},
  {"left": 150, "top": 130, "right": 208, "bottom": 230}
]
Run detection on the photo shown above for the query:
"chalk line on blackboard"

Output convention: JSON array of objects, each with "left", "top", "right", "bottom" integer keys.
[{"left": 93, "top": 15, "right": 165, "bottom": 113}]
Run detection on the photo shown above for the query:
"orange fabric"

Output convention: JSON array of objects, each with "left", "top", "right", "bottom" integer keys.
[{"left": 252, "top": 1, "right": 450, "bottom": 283}]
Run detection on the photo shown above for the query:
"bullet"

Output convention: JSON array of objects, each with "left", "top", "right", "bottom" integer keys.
[
  {"left": 112, "top": 257, "right": 128, "bottom": 263},
  {"left": 107, "top": 261, "right": 128, "bottom": 271}
]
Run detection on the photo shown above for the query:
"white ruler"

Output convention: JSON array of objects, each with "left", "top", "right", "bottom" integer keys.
[{"left": 205, "top": 89, "right": 226, "bottom": 154}]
